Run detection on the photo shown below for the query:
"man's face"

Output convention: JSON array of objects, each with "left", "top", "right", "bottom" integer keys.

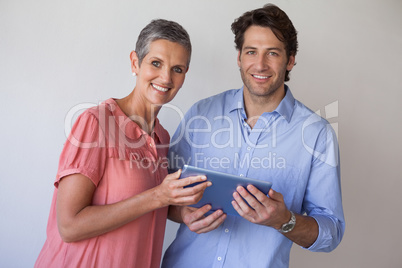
[{"left": 238, "top": 25, "right": 295, "bottom": 102}]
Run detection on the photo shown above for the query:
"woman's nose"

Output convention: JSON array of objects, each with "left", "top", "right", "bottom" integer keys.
[{"left": 160, "top": 68, "right": 172, "bottom": 84}]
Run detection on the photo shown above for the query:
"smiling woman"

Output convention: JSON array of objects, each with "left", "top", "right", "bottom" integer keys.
[
  {"left": 34, "top": 19, "right": 210, "bottom": 268},
  {"left": 127, "top": 39, "right": 190, "bottom": 116}
]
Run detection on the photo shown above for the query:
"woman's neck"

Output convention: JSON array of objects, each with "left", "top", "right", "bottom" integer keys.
[{"left": 115, "top": 89, "right": 161, "bottom": 135}]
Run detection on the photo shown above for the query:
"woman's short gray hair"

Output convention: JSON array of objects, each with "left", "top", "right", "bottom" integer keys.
[{"left": 135, "top": 19, "right": 192, "bottom": 67}]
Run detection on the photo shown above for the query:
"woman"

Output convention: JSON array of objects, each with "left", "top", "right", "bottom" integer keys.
[{"left": 35, "top": 19, "right": 209, "bottom": 268}]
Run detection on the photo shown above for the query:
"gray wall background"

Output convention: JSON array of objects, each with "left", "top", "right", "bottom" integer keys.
[{"left": 1, "top": 0, "right": 401, "bottom": 267}]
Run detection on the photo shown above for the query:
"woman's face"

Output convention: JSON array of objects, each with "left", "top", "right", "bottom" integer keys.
[{"left": 131, "top": 39, "right": 190, "bottom": 106}]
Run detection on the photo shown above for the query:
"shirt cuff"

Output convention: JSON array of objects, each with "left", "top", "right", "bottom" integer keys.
[{"left": 304, "top": 214, "right": 344, "bottom": 252}]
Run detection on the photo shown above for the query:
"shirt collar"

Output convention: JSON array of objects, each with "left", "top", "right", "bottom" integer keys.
[
  {"left": 105, "top": 98, "right": 166, "bottom": 143},
  {"left": 227, "top": 85, "right": 295, "bottom": 123},
  {"left": 228, "top": 87, "right": 246, "bottom": 114},
  {"left": 275, "top": 85, "right": 295, "bottom": 123},
  {"left": 152, "top": 117, "right": 169, "bottom": 145}
]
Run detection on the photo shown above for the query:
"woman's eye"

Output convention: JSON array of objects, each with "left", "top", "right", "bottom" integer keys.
[
  {"left": 173, "top": 67, "right": 183, "bottom": 73},
  {"left": 152, "top": 61, "right": 161, "bottom": 67}
]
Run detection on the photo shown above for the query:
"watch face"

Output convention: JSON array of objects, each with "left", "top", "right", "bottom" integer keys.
[
  {"left": 283, "top": 224, "right": 294, "bottom": 232},
  {"left": 280, "top": 211, "right": 296, "bottom": 233}
]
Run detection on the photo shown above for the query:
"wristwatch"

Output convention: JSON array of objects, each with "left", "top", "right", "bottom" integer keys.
[{"left": 279, "top": 211, "right": 296, "bottom": 233}]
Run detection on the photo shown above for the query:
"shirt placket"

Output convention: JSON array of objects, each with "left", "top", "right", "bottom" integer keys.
[
  {"left": 211, "top": 112, "right": 269, "bottom": 268},
  {"left": 236, "top": 110, "right": 273, "bottom": 177},
  {"left": 212, "top": 109, "right": 280, "bottom": 268},
  {"left": 212, "top": 218, "right": 236, "bottom": 268},
  {"left": 146, "top": 135, "right": 160, "bottom": 183}
]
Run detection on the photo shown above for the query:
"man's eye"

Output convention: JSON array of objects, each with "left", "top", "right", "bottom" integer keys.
[
  {"left": 246, "top": 51, "right": 256, "bottom": 55},
  {"left": 268, "top": 52, "right": 278, "bottom": 56},
  {"left": 152, "top": 61, "right": 161, "bottom": 67},
  {"left": 173, "top": 67, "right": 183, "bottom": 73}
]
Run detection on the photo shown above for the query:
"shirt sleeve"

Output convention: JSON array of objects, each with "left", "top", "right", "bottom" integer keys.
[
  {"left": 55, "top": 110, "right": 107, "bottom": 187},
  {"left": 303, "top": 124, "right": 345, "bottom": 252}
]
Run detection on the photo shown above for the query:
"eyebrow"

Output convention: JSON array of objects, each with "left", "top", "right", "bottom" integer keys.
[
  {"left": 243, "top": 46, "right": 282, "bottom": 51},
  {"left": 148, "top": 56, "right": 163, "bottom": 62},
  {"left": 148, "top": 56, "right": 187, "bottom": 68}
]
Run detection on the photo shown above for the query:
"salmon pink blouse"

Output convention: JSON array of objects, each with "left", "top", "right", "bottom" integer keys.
[{"left": 35, "top": 99, "right": 170, "bottom": 268}]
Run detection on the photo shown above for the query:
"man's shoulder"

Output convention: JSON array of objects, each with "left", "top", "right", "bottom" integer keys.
[
  {"left": 189, "top": 89, "right": 240, "bottom": 113},
  {"left": 292, "top": 98, "right": 336, "bottom": 138}
]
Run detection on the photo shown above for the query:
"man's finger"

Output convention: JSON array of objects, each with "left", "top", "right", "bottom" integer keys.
[
  {"left": 233, "top": 189, "right": 254, "bottom": 213},
  {"left": 246, "top": 185, "right": 270, "bottom": 206}
]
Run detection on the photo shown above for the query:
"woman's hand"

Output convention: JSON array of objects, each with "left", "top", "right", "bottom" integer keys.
[
  {"left": 181, "top": 205, "right": 226, "bottom": 234},
  {"left": 168, "top": 204, "right": 226, "bottom": 234},
  {"left": 56, "top": 169, "right": 212, "bottom": 243},
  {"left": 156, "top": 169, "right": 212, "bottom": 207}
]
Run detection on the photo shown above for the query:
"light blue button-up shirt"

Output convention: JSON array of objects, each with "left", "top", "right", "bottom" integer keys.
[{"left": 162, "top": 86, "right": 345, "bottom": 268}]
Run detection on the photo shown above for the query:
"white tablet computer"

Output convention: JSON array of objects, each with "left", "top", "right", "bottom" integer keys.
[{"left": 179, "top": 165, "right": 272, "bottom": 216}]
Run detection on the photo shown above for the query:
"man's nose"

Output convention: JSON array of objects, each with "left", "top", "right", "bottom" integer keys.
[{"left": 255, "top": 54, "right": 268, "bottom": 70}]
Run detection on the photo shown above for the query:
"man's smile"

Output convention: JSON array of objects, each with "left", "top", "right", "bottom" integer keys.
[{"left": 252, "top": 74, "right": 270, "bottom": 79}]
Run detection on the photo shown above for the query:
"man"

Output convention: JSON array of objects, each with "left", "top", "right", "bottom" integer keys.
[{"left": 162, "top": 4, "right": 345, "bottom": 268}]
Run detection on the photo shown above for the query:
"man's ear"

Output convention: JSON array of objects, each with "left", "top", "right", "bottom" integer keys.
[
  {"left": 286, "top": 55, "right": 296, "bottom": 71},
  {"left": 130, "top": 51, "right": 140, "bottom": 74},
  {"left": 237, "top": 50, "right": 241, "bottom": 68}
]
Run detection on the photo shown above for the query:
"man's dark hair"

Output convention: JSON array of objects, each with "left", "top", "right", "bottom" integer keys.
[{"left": 231, "top": 4, "right": 298, "bottom": 81}]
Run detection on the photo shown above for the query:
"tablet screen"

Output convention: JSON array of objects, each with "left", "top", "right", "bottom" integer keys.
[{"left": 179, "top": 165, "right": 272, "bottom": 216}]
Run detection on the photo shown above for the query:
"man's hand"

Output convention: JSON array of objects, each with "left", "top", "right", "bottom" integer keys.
[
  {"left": 232, "top": 185, "right": 319, "bottom": 248},
  {"left": 180, "top": 205, "right": 227, "bottom": 234},
  {"left": 231, "top": 185, "right": 290, "bottom": 229}
]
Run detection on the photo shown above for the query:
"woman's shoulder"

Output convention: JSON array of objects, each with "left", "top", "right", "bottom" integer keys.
[
  {"left": 84, "top": 98, "right": 117, "bottom": 118},
  {"left": 68, "top": 98, "right": 118, "bottom": 137}
]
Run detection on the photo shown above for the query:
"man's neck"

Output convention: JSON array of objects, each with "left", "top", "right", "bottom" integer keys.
[{"left": 243, "top": 87, "right": 285, "bottom": 128}]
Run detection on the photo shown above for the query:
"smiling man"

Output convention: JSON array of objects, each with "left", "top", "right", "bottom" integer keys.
[
  {"left": 162, "top": 4, "right": 345, "bottom": 268},
  {"left": 238, "top": 24, "right": 295, "bottom": 128}
]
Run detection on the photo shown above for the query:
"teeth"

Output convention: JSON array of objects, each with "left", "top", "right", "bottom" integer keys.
[
  {"left": 253, "top": 74, "right": 269, "bottom": 79},
  {"left": 152, "top": 84, "right": 169, "bottom": 92}
]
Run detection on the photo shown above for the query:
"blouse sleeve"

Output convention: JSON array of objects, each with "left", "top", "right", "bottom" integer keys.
[{"left": 55, "top": 110, "right": 107, "bottom": 188}]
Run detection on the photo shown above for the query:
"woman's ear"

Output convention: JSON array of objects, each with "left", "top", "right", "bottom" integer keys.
[{"left": 130, "top": 51, "right": 140, "bottom": 75}]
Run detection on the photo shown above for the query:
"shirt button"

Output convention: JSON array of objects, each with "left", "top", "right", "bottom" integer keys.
[
  {"left": 247, "top": 146, "right": 251, "bottom": 151},
  {"left": 225, "top": 228, "right": 229, "bottom": 233},
  {"left": 240, "top": 174, "right": 244, "bottom": 177},
  {"left": 217, "top": 257, "right": 222, "bottom": 261}
]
